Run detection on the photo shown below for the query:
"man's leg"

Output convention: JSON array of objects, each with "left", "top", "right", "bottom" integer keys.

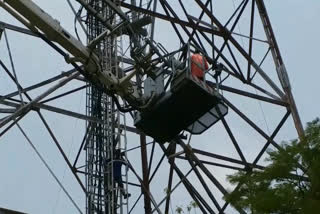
[{"left": 115, "top": 176, "right": 131, "bottom": 199}]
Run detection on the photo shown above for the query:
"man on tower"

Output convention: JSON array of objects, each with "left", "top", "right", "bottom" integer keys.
[
  {"left": 105, "top": 150, "right": 131, "bottom": 199},
  {"left": 191, "top": 49, "right": 209, "bottom": 81}
]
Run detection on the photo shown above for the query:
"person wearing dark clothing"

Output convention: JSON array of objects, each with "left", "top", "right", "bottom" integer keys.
[
  {"left": 113, "top": 159, "right": 130, "bottom": 198},
  {"left": 105, "top": 150, "right": 131, "bottom": 199}
]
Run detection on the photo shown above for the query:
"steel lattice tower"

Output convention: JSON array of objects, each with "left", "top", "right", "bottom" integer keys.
[{"left": 0, "top": 1, "right": 305, "bottom": 214}]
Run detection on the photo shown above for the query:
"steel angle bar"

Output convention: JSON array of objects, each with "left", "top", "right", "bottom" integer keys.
[
  {"left": 3, "top": 29, "right": 24, "bottom": 104},
  {"left": 164, "top": 143, "right": 176, "bottom": 214},
  {"left": 216, "top": 0, "right": 249, "bottom": 80},
  {"left": 2, "top": 68, "right": 77, "bottom": 101},
  {"left": 40, "top": 85, "right": 87, "bottom": 104},
  {"left": 127, "top": 182, "right": 141, "bottom": 187},
  {"left": 176, "top": 156, "right": 264, "bottom": 171},
  {"left": 164, "top": 164, "right": 175, "bottom": 214},
  {"left": 218, "top": 110, "right": 289, "bottom": 214},
  {"left": 158, "top": 0, "right": 185, "bottom": 44},
  {"left": 255, "top": 0, "right": 304, "bottom": 139},
  {"left": 0, "top": 25, "right": 3, "bottom": 39},
  {"left": 149, "top": 153, "right": 166, "bottom": 183},
  {"left": 0, "top": 108, "right": 16, "bottom": 113},
  {"left": 37, "top": 112, "right": 86, "bottom": 193},
  {"left": 224, "top": 0, "right": 248, "bottom": 28},
  {"left": 192, "top": 148, "right": 246, "bottom": 166},
  {"left": 15, "top": 123, "right": 83, "bottom": 214},
  {"left": 126, "top": 141, "right": 154, "bottom": 153},
  {"left": 194, "top": 29, "right": 245, "bottom": 80},
  {"left": 249, "top": 81, "right": 281, "bottom": 101},
  {"left": 150, "top": 0, "right": 158, "bottom": 41},
  {"left": 188, "top": 14, "right": 267, "bottom": 44},
  {"left": 187, "top": 14, "right": 218, "bottom": 31},
  {"left": 120, "top": 124, "right": 140, "bottom": 134},
  {"left": 160, "top": 143, "right": 211, "bottom": 214},
  {"left": 183, "top": 151, "right": 223, "bottom": 212},
  {"left": 147, "top": 141, "right": 156, "bottom": 178},
  {"left": 127, "top": 160, "right": 163, "bottom": 214},
  {"left": 73, "top": 123, "right": 92, "bottom": 168},
  {"left": 253, "top": 110, "right": 291, "bottom": 165},
  {"left": 178, "top": 0, "right": 210, "bottom": 53},
  {"left": 129, "top": 193, "right": 143, "bottom": 214},
  {"left": 178, "top": 140, "right": 247, "bottom": 214},
  {"left": 249, "top": 47, "right": 271, "bottom": 82},
  {"left": 140, "top": 133, "right": 152, "bottom": 213},
  {"left": 0, "top": 112, "right": 26, "bottom": 138},
  {"left": 194, "top": 0, "right": 285, "bottom": 99},
  {"left": 209, "top": 83, "right": 287, "bottom": 106},
  {"left": 0, "top": 21, "right": 38, "bottom": 37},
  {"left": 153, "top": 168, "right": 194, "bottom": 214},
  {"left": 1, "top": 97, "right": 101, "bottom": 124},
  {"left": 220, "top": 116, "right": 247, "bottom": 164},
  {"left": 0, "top": 72, "right": 80, "bottom": 129},
  {"left": 119, "top": 2, "right": 223, "bottom": 36},
  {"left": 222, "top": 97, "right": 281, "bottom": 150},
  {"left": 177, "top": 139, "right": 228, "bottom": 195},
  {"left": 225, "top": 42, "right": 245, "bottom": 79},
  {"left": 0, "top": 60, "right": 25, "bottom": 102},
  {"left": 205, "top": 0, "right": 248, "bottom": 80},
  {"left": 222, "top": 100, "right": 307, "bottom": 178},
  {"left": 247, "top": 0, "right": 256, "bottom": 80}
]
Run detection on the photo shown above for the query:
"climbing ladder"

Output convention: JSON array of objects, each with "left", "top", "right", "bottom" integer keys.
[
  {"left": 85, "top": 0, "right": 129, "bottom": 213},
  {"left": 104, "top": 14, "right": 129, "bottom": 214}
]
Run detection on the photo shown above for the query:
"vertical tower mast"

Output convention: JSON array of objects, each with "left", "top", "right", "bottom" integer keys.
[{"left": 85, "top": 1, "right": 128, "bottom": 213}]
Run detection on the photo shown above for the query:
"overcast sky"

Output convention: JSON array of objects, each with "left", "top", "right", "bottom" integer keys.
[{"left": 0, "top": 0, "right": 319, "bottom": 213}]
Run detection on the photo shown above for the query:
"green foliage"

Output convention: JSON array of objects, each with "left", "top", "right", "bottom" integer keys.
[
  {"left": 175, "top": 206, "right": 184, "bottom": 214},
  {"left": 225, "top": 118, "right": 320, "bottom": 214},
  {"left": 190, "top": 201, "right": 198, "bottom": 209},
  {"left": 173, "top": 201, "right": 198, "bottom": 214},
  {"left": 186, "top": 205, "right": 192, "bottom": 213}
]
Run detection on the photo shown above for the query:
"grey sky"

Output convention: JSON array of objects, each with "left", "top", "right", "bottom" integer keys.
[{"left": 0, "top": 0, "right": 319, "bottom": 213}]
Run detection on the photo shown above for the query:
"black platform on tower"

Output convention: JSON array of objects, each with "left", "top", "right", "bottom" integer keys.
[{"left": 135, "top": 71, "right": 228, "bottom": 143}]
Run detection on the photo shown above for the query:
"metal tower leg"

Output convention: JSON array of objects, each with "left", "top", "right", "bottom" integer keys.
[{"left": 255, "top": 0, "right": 304, "bottom": 139}]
